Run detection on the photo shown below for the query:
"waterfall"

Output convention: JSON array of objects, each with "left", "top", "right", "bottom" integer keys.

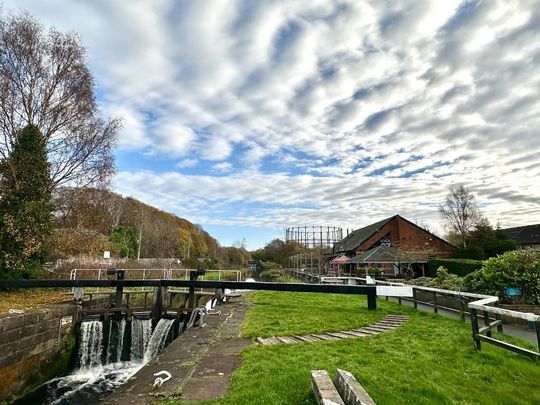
[
  {"left": 78, "top": 321, "right": 103, "bottom": 370},
  {"left": 106, "top": 319, "right": 127, "bottom": 364},
  {"left": 106, "top": 322, "right": 114, "bottom": 364},
  {"left": 117, "top": 319, "right": 126, "bottom": 363},
  {"left": 131, "top": 318, "right": 152, "bottom": 361},
  {"left": 143, "top": 318, "right": 175, "bottom": 363}
]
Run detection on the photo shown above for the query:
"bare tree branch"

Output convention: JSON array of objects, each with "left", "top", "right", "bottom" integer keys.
[
  {"left": 0, "top": 11, "right": 120, "bottom": 188},
  {"left": 439, "top": 185, "right": 481, "bottom": 248}
]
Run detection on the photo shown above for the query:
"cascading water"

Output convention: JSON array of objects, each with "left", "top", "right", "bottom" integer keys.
[
  {"left": 143, "top": 318, "right": 175, "bottom": 362},
  {"left": 116, "top": 319, "right": 126, "bottom": 363},
  {"left": 18, "top": 316, "right": 180, "bottom": 405},
  {"left": 106, "top": 319, "right": 127, "bottom": 364},
  {"left": 78, "top": 321, "right": 103, "bottom": 370},
  {"left": 131, "top": 318, "right": 152, "bottom": 361}
]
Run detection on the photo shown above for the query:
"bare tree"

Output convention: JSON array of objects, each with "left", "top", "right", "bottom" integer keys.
[
  {"left": 439, "top": 185, "right": 481, "bottom": 248},
  {"left": 0, "top": 12, "right": 120, "bottom": 188}
]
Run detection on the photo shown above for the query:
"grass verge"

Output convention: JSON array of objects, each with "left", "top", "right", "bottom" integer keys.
[{"left": 167, "top": 291, "right": 540, "bottom": 405}]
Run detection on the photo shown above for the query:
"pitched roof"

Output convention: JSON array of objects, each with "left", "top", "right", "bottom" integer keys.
[
  {"left": 329, "top": 255, "right": 350, "bottom": 264},
  {"left": 501, "top": 224, "right": 540, "bottom": 245},
  {"left": 334, "top": 216, "right": 395, "bottom": 253},
  {"left": 348, "top": 245, "right": 421, "bottom": 264}
]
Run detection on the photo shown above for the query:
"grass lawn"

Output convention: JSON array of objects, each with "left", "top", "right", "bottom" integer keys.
[
  {"left": 171, "top": 291, "right": 540, "bottom": 405},
  {"left": 0, "top": 288, "right": 71, "bottom": 313}
]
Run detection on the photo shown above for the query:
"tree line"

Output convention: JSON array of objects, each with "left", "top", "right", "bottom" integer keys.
[{"left": 53, "top": 187, "right": 251, "bottom": 269}]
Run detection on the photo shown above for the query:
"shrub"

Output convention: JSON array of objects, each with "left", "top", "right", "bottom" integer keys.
[
  {"left": 463, "top": 270, "right": 498, "bottom": 297},
  {"left": 480, "top": 249, "right": 540, "bottom": 304},
  {"left": 453, "top": 246, "right": 485, "bottom": 260},
  {"left": 409, "top": 267, "right": 464, "bottom": 291},
  {"left": 427, "top": 259, "right": 483, "bottom": 277},
  {"left": 367, "top": 268, "right": 383, "bottom": 277}
]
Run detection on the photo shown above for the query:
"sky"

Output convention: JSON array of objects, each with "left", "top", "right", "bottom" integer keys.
[{"left": 3, "top": 0, "right": 540, "bottom": 249}]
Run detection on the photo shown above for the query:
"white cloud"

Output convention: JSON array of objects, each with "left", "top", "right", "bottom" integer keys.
[{"left": 5, "top": 0, "right": 540, "bottom": 233}]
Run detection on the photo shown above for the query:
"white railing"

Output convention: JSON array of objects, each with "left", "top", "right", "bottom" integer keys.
[{"left": 68, "top": 268, "right": 242, "bottom": 282}]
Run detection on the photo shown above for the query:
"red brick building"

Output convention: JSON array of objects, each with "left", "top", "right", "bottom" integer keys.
[{"left": 332, "top": 215, "right": 454, "bottom": 276}]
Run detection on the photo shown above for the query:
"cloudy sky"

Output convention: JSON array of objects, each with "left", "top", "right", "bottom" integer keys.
[{"left": 5, "top": 0, "right": 540, "bottom": 248}]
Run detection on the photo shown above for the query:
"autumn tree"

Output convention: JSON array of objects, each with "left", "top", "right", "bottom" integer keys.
[
  {"left": 0, "top": 12, "right": 120, "bottom": 188},
  {"left": 439, "top": 185, "right": 481, "bottom": 248},
  {"left": 0, "top": 125, "right": 52, "bottom": 278}
]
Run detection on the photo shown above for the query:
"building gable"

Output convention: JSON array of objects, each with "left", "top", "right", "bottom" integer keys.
[{"left": 335, "top": 215, "right": 453, "bottom": 259}]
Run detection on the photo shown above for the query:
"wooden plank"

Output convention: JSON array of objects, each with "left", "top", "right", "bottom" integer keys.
[
  {"left": 478, "top": 335, "right": 540, "bottom": 359},
  {"left": 352, "top": 328, "right": 378, "bottom": 335},
  {"left": 479, "top": 320, "right": 502, "bottom": 335},
  {"left": 371, "top": 324, "right": 396, "bottom": 331},
  {"left": 311, "top": 334, "right": 339, "bottom": 341},
  {"left": 325, "top": 332, "right": 351, "bottom": 339},
  {"left": 295, "top": 335, "right": 320, "bottom": 343},
  {"left": 311, "top": 370, "right": 345, "bottom": 405},
  {"left": 277, "top": 336, "right": 300, "bottom": 344},
  {"left": 340, "top": 331, "right": 368, "bottom": 338},
  {"left": 374, "top": 322, "right": 400, "bottom": 328},
  {"left": 361, "top": 326, "right": 390, "bottom": 333},
  {"left": 335, "top": 368, "right": 376, "bottom": 405},
  {"left": 257, "top": 337, "right": 281, "bottom": 345}
]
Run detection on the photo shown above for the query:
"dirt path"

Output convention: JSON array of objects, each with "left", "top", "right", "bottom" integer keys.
[{"left": 103, "top": 296, "right": 251, "bottom": 404}]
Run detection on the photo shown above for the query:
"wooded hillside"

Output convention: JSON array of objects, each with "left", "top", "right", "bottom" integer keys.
[{"left": 51, "top": 188, "right": 250, "bottom": 268}]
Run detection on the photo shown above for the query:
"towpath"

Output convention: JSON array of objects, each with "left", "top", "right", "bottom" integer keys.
[{"left": 103, "top": 295, "right": 251, "bottom": 404}]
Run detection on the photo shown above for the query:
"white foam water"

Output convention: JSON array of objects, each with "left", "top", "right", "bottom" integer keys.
[
  {"left": 143, "top": 318, "right": 175, "bottom": 362},
  {"left": 78, "top": 321, "right": 103, "bottom": 371},
  {"left": 130, "top": 318, "right": 152, "bottom": 361}
]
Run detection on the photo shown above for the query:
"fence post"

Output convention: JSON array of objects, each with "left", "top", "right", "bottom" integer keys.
[
  {"left": 495, "top": 313, "right": 503, "bottom": 333},
  {"left": 471, "top": 308, "right": 481, "bottom": 350},
  {"left": 367, "top": 289, "right": 377, "bottom": 310},
  {"left": 413, "top": 288, "right": 418, "bottom": 309},
  {"left": 535, "top": 321, "right": 540, "bottom": 354},
  {"left": 483, "top": 310, "right": 491, "bottom": 337},
  {"left": 459, "top": 298, "right": 465, "bottom": 322},
  {"left": 433, "top": 291, "right": 438, "bottom": 314}
]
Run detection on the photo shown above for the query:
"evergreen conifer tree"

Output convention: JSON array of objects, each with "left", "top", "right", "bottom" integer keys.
[{"left": 0, "top": 124, "right": 53, "bottom": 278}]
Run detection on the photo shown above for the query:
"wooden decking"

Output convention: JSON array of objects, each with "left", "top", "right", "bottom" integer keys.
[{"left": 257, "top": 314, "right": 408, "bottom": 345}]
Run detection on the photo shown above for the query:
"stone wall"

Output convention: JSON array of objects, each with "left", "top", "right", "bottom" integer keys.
[{"left": 0, "top": 303, "right": 78, "bottom": 400}]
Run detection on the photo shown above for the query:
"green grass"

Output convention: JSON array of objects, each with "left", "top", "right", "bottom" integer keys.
[
  {"left": 166, "top": 292, "right": 540, "bottom": 405},
  {"left": 241, "top": 291, "right": 388, "bottom": 337}
]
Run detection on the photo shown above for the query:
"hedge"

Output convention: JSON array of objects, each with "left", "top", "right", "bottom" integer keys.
[{"left": 427, "top": 259, "right": 483, "bottom": 277}]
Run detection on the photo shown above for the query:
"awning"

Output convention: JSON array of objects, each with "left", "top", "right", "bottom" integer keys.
[{"left": 329, "top": 255, "right": 350, "bottom": 264}]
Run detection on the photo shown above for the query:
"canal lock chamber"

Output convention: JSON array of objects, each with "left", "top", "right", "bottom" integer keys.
[{"left": 14, "top": 310, "right": 198, "bottom": 405}]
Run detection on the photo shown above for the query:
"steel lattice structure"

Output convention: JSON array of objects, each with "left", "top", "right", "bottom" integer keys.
[{"left": 285, "top": 226, "right": 343, "bottom": 249}]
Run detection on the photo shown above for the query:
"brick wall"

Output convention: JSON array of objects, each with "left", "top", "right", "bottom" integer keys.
[
  {"left": 356, "top": 216, "right": 453, "bottom": 259},
  {"left": 0, "top": 303, "right": 78, "bottom": 400}
]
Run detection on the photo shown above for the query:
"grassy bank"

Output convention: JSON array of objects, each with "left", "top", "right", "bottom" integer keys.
[{"left": 174, "top": 291, "right": 540, "bottom": 405}]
